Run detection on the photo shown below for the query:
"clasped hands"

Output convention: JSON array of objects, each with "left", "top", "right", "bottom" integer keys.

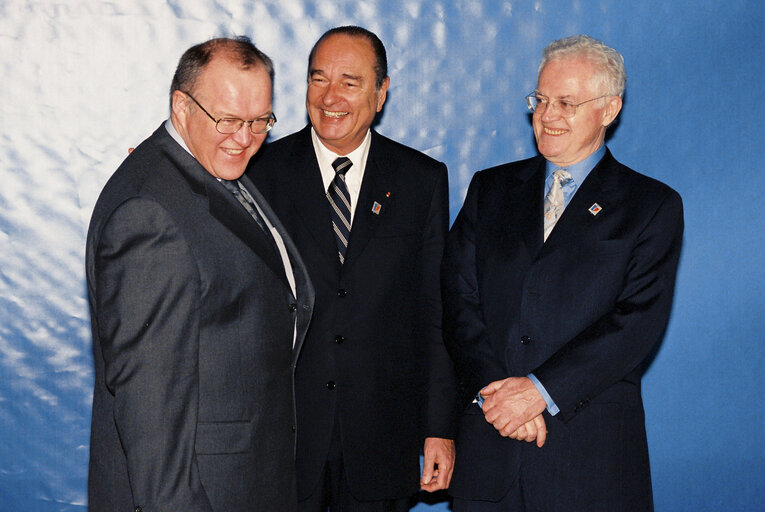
[{"left": 480, "top": 376, "right": 548, "bottom": 447}]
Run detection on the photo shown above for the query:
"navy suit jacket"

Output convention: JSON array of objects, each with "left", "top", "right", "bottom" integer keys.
[
  {"left": 442, "top": 150, "right": 683, "bottom": 510},
  {"left": 249, "top": 126, "right": 457, "bottom": 501},
  {"left": 87, "top": 125, "right": 314, "bottom": 511}
]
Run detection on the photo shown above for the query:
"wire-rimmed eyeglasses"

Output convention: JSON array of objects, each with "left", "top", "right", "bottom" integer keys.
[{"left": 183, "top": 91, "right": 276, "bottom": 134}]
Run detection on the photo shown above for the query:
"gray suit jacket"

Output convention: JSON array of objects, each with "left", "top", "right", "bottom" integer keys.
[{"left": 86, "top": 125, "right": 314, "bottom": 512}]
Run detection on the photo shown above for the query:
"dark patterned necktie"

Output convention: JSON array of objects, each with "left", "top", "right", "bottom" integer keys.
[
  {"left": 220, "top": 178, "right": 272, "bottom": 237},
  {"left": 327, "top": 157, "right": 352, "bottom": 264}
]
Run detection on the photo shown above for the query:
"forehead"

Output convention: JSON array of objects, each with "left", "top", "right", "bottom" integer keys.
[
  {"left": 311, "top": 34, "right": 376, "bottom": 74},
  {"left": 538, "top": 57, "right": 599, "bottom": 97},
  {"left": 195, "top": 57, "right": 272, "bottom": 104}
]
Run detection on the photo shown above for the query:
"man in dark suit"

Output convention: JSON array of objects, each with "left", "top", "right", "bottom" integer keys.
[
  {"left": 249, "top": 26, "right": 456, "bottom": 512},
  {"left": 442, "top": 35, "right": 683, "bottom": 511},
  {"left": 86, "top": 37, "right": 313, "bottom": 512}
]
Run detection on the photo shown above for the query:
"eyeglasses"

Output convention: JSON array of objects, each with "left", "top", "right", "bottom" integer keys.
[
  {"left": 525, "top": 92, "right": 611, "bottom": 118},
  {"left": 183, "top": 91, "right": 277, "bottom": 134}
]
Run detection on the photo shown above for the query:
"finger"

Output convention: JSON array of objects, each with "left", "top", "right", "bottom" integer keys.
[
  {"left": 534, "top": 416, "right": 548, "bottom": 448},
  {"left": 420, "top": 454, "right": 435, "bottom": 485},
  {"left": 523, "top": 419, "right": 537, "bottom": 442}
]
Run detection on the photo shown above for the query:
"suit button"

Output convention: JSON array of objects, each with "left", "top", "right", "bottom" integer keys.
[
  {"left": 337, "top": 289, "right": 347, "bottom": 297},
  {"left": 326, "top": 381, "right": 336, "bottom": 390},
  {"left": 520, "top": 335, "right": 532, "bottom": 345},
  {"left": 288, "top": 303, "right": 297, "bottom": 312},
  {"left": 334, "top": 335, "right": 344, "bottom": 344},
  {"left": 291, "top": 425, "right": 296, "bottom": 433}
]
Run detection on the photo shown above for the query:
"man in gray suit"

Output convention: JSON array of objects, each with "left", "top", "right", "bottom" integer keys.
[{"left": 86, "top": 37, "right": 313, "bottom": 512}]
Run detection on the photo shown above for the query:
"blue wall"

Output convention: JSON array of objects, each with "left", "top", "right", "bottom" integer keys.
[{"left": 0, "top": 1, "right": 762, "bottom": 510}]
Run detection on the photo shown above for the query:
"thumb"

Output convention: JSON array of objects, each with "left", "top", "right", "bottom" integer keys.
[{"left": 481, "top": 379, "right": 504, "bottom": 396}]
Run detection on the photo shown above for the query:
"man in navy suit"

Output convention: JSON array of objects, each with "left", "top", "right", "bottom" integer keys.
[
  {"left": 250, "top": 25, "right": 456, "bottom": 512},
  {"left": 87, "top": 37, "right": 313, "bottom": 511},
  {"left": 442, "top": 35, "right": 683, "bottom": 511}
]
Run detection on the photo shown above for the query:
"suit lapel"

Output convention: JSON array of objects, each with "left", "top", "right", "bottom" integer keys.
[
  {"left": 207, "top": 178, "right": 291, "bottom": 288},
  {"left": 154, "top": 127, "right": 289, "bottom": 288},
  {"left": 516, "top": 157, "right": 546, "bottom": 259},
  {"left": 286, "top": 128, "right": 340, "bottom": 263},
  {"left": 541, "top": 150, "right": 618, "bottom": 252},
  {"left": 240, "top": 173, "right": 315, "bottom": 361},
  {"left": 343, "top": 132, "right": 390, "bottom": 269}
]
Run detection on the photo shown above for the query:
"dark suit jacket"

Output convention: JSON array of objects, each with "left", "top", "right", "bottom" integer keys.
[
  {"left": 248, "top": 126, "right": 457, "bottom": 501},
  {"left": 86, "top": 125, "right": 314, "bottom": 512},
  {"left": 442, "top": 150, "right": 683, "bottom": 511}
]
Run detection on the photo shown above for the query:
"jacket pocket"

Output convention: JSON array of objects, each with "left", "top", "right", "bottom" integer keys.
[{"left": 196, "top": 421, "right": 250, "bottom": 454}]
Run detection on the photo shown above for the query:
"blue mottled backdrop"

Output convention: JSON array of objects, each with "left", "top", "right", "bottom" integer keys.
[{"left": 1, "top": 1, "right": 763, "bottom": 510}]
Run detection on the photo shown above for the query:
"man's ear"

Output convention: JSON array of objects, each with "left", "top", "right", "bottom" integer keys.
[
  {"left": 375, "top": 76, "right": 390, "bottom": 112},
  {"left": 602, "top": 95, "right": 622, "bottom": 127},
  {"left": 171, "top": 90, "right": 189, "bottom": 119}
]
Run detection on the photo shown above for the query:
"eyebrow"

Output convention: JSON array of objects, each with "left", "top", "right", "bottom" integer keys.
[
  {"left": 535, "top": 90, "right": 575, "bottom": 100},
  {"left": 308, "top": 69, "right": 362, "bottom": 82}
]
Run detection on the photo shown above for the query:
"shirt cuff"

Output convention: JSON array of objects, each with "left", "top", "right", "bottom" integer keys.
[{"left": 528, "top": 373, "right": 559, "bottom": 416}]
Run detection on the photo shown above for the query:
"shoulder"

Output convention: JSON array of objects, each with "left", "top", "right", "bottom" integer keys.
[
  {"left": 468, "top": 155, "right": 543, "bottom": 191},
  {"left": 254, "top": 126, "right": 312, "bottom": 164},
  {"left": 369, "top": 131, "right": 448, "bottom": 195},
  {"left": 89, "top": 129, "right": 196, "bottom": 235},
  {"left": 371, "top": 131, "right": 444, "bottom": 171},
  {"left": 603, "top": 153, "right": 682, "bottom": 206}
]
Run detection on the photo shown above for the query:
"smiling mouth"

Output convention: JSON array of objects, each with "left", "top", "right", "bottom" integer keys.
[
  {"left": 222, "top": 148, "right": 245, "bottom": 156},
  {"left": 544, "top": 127, "right": 568, "bottom": 135},
  {"left": 322, "top": 110, "right": 348, "bottom": 118}
]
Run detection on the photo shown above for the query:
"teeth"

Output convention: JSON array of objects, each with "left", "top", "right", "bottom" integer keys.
[
  {"left": 323, "top": 110, "right": 348, "bottom": 118},
  {"left": 544, "top": 127, "right": 567, "bottom": 135},
  {"left": 223, "top": 149, "right": 244, "bottom": 155}
]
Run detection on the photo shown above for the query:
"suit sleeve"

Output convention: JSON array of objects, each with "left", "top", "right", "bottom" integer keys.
[
  {"left": 533, "top": 189, "right": 684, "bottom": 421},
  {"left": 422, "top": 162, "right": 459, "bottom": 439},
  {"left": 441, "top": 172, "right": 508, "bottom": 409},
  {"left": 93, "top": 198, "right": 213, "bottom": 511}
]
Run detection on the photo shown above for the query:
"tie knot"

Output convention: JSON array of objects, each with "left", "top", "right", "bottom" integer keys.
[
  {"left": 553, "top": 168, "right": 572, "bottom": 184},
  {"left": 220, "top": 178, "right": 241, "bottom": 193},
  {"left": 332, "top": 157, "right": 352, "bottom": 176}
]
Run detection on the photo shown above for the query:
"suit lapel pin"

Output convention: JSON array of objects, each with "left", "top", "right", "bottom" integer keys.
[
  {"left": 372, "top": 201, "right": 382, "bottom": 215},
  {"left": 589, "top": 203, "right": 602, "bottom": 216},
  {"left": 385, "top": 192, "right": 391, "bottom": 197}
]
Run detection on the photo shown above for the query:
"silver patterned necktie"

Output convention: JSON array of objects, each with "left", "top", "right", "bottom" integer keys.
[
  {"left": 543, "top": 168, "right": 572, "bottom": 242},
  {"left": 327, "top": 157, "right": 353, "bottom": 264}
]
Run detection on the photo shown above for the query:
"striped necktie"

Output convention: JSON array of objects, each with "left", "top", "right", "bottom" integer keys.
[{"left": 327, "top": 157, "right": 352, "bottom": 264}]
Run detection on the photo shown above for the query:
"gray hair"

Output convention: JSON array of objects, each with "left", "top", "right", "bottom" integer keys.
[{"left": 538, "top": 35, "right": 626, "bottom": 98}]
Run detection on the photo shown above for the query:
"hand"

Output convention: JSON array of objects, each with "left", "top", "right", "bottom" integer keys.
[
  {"left": 508, "top": 414, "right": 548, "bottom": 447},
  {"left": 480, "top": 377, "right": 547, "bottom": 438},
  {"left": 420, "top": 437, "right": 455, "bottom": 492}
]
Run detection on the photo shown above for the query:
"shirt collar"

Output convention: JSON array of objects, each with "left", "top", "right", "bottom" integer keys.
[
  {"left": 545, "top": 144, "right": 606, "bottom": 186},
  {"left": 310, "top": 127, "right": 372, "bottom": 171},
  {"left": 164, "top": 118, "right": 193, "bottom": 156}
]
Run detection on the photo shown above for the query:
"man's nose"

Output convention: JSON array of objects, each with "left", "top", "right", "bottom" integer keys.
[
  {"left": 540, "top": 101, "right": 563, "bottom": 121},
  {"left": 322, "top": 82, "right": 341, "bottom": 104},
  {"left": 231, "top": 123, "right": 253, "bottom": 145}
]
